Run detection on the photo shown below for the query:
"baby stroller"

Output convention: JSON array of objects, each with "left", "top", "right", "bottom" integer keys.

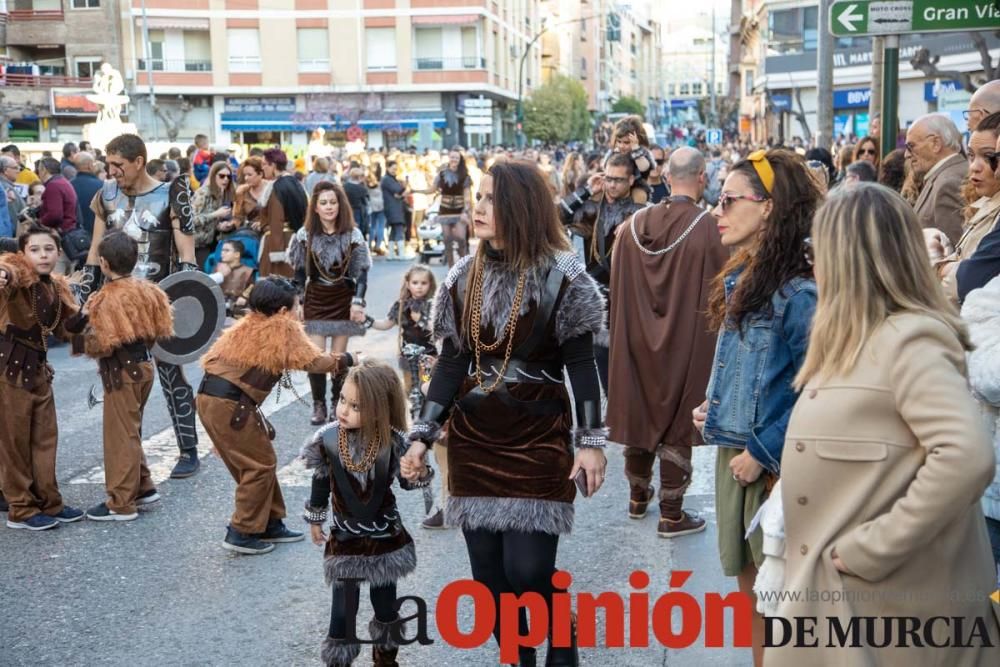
[
  {"left": 417, "top": 201, "right": 444, "bottom": 265},
  {"left": 203, "top": 228, "right": 261, "bottom": 274}
]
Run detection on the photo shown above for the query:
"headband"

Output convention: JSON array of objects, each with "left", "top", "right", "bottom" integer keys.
[{"left": 747, "top": 149, "right": 774, "bottom": 194}]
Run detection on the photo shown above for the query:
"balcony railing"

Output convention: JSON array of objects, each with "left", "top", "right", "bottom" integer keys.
[
  {"left": 0, "top": 72, "right": 92, "bottom": 87},
  {"left": 414, "top": 56, "right": 485, "bottom": 71},
  {"left": 137, "top": 59, "right": 212, "bottom": 73},
  {"left": 9, "top": 9, "right": 64, "bottom": 20},
  {"left": 228, "top": 55, "right": 261, "bottom": 73}
]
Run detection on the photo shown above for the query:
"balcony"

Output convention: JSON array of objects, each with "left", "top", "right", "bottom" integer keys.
[
  {"left": 137, "top": 58, "right": 213, "bottom": 73},
  {"left": 0, "top": 72, "right": 91, "bottom": 88},
  {"left": 8, "top": 9, "right": 64, "bottom": 21},
  {"left": 414, "top": 56, "right": 486, "bottom": 71},
  {"left": 5, "top": 9, "right": 67, "bottom": 45}
]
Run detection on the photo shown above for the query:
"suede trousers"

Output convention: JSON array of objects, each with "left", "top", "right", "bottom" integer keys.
[
  {"left": 102, "top": 362, "right": 156, "bottom": 515},
  {"left": 623, "top": 442, "right": 694, "bottom": 520}
]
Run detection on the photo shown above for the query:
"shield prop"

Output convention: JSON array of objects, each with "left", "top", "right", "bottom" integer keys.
[{"left": 152, "top": 271, "right": 226, "bottom": 365}]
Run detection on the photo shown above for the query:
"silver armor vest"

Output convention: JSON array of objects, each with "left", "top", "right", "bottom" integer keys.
[{"left": 99, "top": 180, "right": 176, "bottom": 283}]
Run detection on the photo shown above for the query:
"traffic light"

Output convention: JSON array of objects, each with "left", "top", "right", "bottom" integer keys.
[{"left": 607, "top": 13, "right": 621, "bottom": 42}]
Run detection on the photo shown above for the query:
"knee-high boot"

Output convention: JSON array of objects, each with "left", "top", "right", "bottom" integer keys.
[
  {"left": 329, "top": 371, "right": 346, "bottom": 423},
  {"left": 309, "top": 373, "right": 327, "bottom": 425}
]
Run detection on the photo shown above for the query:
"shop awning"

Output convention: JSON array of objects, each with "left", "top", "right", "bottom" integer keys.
[
  {"left": 221, "top": 111, "right": 448, "bottom": 132},
  {"left": 411, "top": 15, "right": 478, "bottom": 25},
  {"left": 134, "top": 17, "right": 210, "bottom": 31}
]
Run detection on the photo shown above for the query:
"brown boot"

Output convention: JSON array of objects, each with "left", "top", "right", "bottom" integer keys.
[
  {"left": 311, "top": 401, "right": 327, "bottom": 426},
  {"left": 657, "top": 510, "right": 706, "bottom": 538},
  {"left": 628, "top": 484, "right": 654, "bottom": 519},
  {"left": 372, "top": 646, "right": 399, "bottom": 667}
]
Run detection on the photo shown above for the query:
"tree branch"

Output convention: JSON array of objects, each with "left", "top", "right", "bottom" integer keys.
[{"left": 909, "top": 47, "right": 975, "bottom": 92}]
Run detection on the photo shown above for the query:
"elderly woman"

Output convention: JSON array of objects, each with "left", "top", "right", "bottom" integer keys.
[{"left": 768, "top": 183, "right": 999, "bottom": 667}]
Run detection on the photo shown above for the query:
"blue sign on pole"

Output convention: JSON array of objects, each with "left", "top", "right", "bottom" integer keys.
[
  {"left": 770, "top": 94, "right": 792, "bottom": 111},
  {"left": 706, "top": 128, "right": 723, "bottom": 144},
  {"left": 832, "top": 88, "right": 871, "bottom": 109},
  {"left": 923, "top": 79, "right": 963, "bottom": 102}
]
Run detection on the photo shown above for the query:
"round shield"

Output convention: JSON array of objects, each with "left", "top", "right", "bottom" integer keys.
[{"left": 152, "top": 270, "right": 226, "bottom": 365}]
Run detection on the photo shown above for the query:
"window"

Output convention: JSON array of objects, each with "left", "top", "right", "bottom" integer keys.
[
  {"left": 667, "top": 83, "right": 675, "bottom": 96},
  {"left": 768, "top": 8, "right": 804, "bottom": 54},
  {"left": 297, "top": 28, "right": 329, "bottom": 72},
  {"left": 228, "top": 28, "right": 261, "bottom": 72},
  {"left": 461, "top": 27, "right": 479, "bottom": 67},
  {"left": 414, "top": 25, "right": 482, "bottom": 70},
  {"left": 366, "top": 28, "right": 397, "bottom": 70},
  {"left": 183, "top": 31, "right": 212, "bottom": 71},
  {"left": 414, "top": 27, "right": 443, "bottom": 69},
  {"left": 71, "top": 0, "right": 101, "bottom": 7},
  {"left": 138, "top": 29, "right": 165, "bottom": 71},
  {"left": 744, "top": 69, "right": 754, "bottom": 97},
  {"left": 75, "top": 57, "right": 102, "bottom": 79},
  {"left": 716, "top": 81, "right": 724, "bottom": 95},
  {"left": 803, "top": 6, "right": 819, "bottom": 51},
  {"left": 679, "top": 83, "right": 690, "bottom": 96},
  {"left": 580, "top": 57, "right": 587, "bottom": 79},
  {"left": 692, "top": 81, "right": 703, "bottom": 96}
]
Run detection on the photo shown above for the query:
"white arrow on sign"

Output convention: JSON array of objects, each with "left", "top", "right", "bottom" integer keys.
[{"left": 838, "top": 3, "right": 864, "bottom": 32}]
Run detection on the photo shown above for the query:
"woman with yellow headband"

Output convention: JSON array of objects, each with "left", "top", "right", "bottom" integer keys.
[{"left": 691, "top": 148, "right": 823, "bottom": 667}]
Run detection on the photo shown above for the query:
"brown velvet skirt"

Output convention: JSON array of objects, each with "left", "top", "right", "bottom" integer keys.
[
  {"left": 447, "top": 379, "right": 576, "bottom": 504},
  {"left": 304, "top": 280, "right": 353, "bottom": 322}
]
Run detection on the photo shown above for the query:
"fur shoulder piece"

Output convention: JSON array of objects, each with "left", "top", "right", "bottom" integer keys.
[
  {"left": 552, "top": 251, "right": 586, "bottom": 281},
  {"left": 555, "top": 269, "right": 606, "bottom": 345},
  {"left": 203, "top": 311, "right": 322, "bottom": 375},
  {"left": 442, "top": 254, "right": 475, "bottom": 289},
  {"left": 85, "top": 278, "right": 174, "bottom": 358},
  {"left": 302, "top": 421, "right": 339, "bottom": 478},
  {"left": 432, "top": 255, "right": 475, "bottom": 350},
  {"left": 0, "top": 253, "right": 77, "bottom": 309}
]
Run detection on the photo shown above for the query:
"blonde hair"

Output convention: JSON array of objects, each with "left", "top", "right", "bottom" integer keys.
[
  {"left": 344, "top": 359, "right": 408, "bottom": 450},
  {"left": 794, "top": 183, "right": 970, "bottom": 389}
]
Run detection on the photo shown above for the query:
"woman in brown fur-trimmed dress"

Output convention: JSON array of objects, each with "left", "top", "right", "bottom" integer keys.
[
  {"left": 402, "top": 161, "right": 608, "bottom": 667},
  {"left": 289, "top": 181, "right": 372, "bottom": 426},
  {"left": 302, "top": 360, "right": 430, "bottom": 667},
  {"left": 196, "top": 277, "right": 356, "bottom": 556}
]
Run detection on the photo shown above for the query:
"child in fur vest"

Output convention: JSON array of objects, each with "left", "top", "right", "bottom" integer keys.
[
  {"left": 0, "top": 225, "right": 84, "bottom": 530},
  {"left": 196, "top": 276, "right": 358, "bottom": 556},
  {"left": 75, "top": 232, "right": 174, "bottom": 521},
  {"left": 301, "top": 360, "right": 431, "bottom": 667}
]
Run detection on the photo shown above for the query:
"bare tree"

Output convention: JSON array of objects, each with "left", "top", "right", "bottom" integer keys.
[
  {"left": 792, "top": 88, "right": 812, "bottom": 141},
  {"left": 909, "top": 32, "right": 1000, "bottom": 93},
  {"left": 0, "top": 92, "right": 43, "bottom": 143},
  {"left": 152, "top": 96, "right": 193, "bottom": 142}
]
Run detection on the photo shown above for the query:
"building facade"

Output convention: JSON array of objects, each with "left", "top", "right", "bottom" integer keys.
[
  {"left": 0, "top": 0, "right": 125, "bottom": 141},
  {"left": 114, "top": 0, "right": 543, "bottom": 149}
]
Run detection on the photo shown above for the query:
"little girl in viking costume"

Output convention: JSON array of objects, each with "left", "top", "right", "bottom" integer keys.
[
  {"left": 302, "top": 360, "right": 430, "bottom": 667},
  {"left": 0, "top": 224, "right": 84, "bottom": 530},
  {"left": 288, "top": 181, "right": 372, "bottom": 426},
  {"left": 196, "top": 277, "right": 357, "bottom": 555},
  {"left": 76, "top": 232, "right": 174, "bottom": 521}
]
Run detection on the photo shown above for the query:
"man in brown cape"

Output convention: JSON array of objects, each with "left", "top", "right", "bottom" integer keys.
[{"left": 607, "top": 147, "right": 727, "bottom": 538}]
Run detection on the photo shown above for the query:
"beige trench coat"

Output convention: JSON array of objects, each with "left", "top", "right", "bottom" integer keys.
[{"left": 766, "top": 313, "right": 1000, "bottom": 667}]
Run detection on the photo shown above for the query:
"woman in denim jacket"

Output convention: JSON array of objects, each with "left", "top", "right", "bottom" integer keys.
[{"left": 693, "top": 149, "right": 822, "bottom": 667}]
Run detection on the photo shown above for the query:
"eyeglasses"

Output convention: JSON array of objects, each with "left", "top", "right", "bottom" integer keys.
[
  {"left": 963, "top": 108, "right": 989, "bottom": 120},
  {"left": 603, "top": 176, "right": 630, "bottom": 185},
  {"left": 655, "top": 158, "right": 666, "bottom": 165},
  {"left": 803, "top": 237, "right": 814, "bottom": 267},
  {"left": 718, "top": 192, "right": 769, "bottom": 212},
  {"left": 858, "top": 148, "right": 877, "bottom": 156},
  {"left": 904, "top": 134, "right": 936, "bottom": 153}
]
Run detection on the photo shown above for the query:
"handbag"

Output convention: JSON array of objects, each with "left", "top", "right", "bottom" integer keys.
[{"left": 62, "top": 227, "right": 92, "bottom": 263}]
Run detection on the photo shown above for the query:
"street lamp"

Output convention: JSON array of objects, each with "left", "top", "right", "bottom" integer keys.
[{"left": 516, "top": 13, "right": 603, "bottom": 148}]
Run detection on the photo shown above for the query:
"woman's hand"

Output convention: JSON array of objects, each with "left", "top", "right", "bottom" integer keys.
[
  {"left": 692, "top": 400, "right": 708, "bottom": 435},
  {"left": 729, "top": 449, "right": 764, "bottom": 487},
  {"left": 214, "top": 205, "right": 233, "bottom": 219},
  {"left": 350, "top": 304, "right": 366, "bottom": 323},
  {"left": 569, "top": 447, "right": 607, "bottom": 497},
  {"left": 236, "top": 183, "right": 250, "bottom": 195},
  {"left": 401, "top": 441, "right": 428, "bottom": 481},
  {"left": 310, "top": 523, "right": 326, "bottom": 546},
  {"left": 250, "top": 221, "right": 262, "bottom": 233},
  {"left": 218, "top": 220, "right": 235, "bottom": 232},
  {"left": 831, "top": 547, "right": 853, "bottom": 575}
]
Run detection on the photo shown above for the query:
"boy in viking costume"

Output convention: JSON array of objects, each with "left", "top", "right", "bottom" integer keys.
[
  {"left": 197, "top": 277, "right": 357, "bottom": 555},
  {"left": 0, "top": 224, "right": 85, "bottom": 530},
  {"left": 78, "top": 232, "right": 174, "bottom": 521}
]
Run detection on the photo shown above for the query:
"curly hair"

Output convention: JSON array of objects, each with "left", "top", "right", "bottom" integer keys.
[{"left": 707, "top": 149, "right": 823, "bottom": 331}]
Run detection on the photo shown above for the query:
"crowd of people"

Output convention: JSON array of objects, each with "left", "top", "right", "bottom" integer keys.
[{"left": 2, "top": 87, "right": 1000, "bottom": 667}]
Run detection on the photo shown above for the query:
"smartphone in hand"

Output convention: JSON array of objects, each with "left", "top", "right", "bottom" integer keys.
[{"left": 573, "top": 468, "right": 589, "bottom": 498}]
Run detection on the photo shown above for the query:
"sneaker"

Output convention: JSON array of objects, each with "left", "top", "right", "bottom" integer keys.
[
  {"left": 135, "top": 488, "right": 161, "bottom": 506},
  {"left": 51, "top": 506, "right": 85, "bottom": 523},
  {"left": 86, "top": 502, "right": 138, "bottom": 522},
  {"left": 421, "top": 508, "right": 447, "bottom": 530},
  {"left": 657, "top": 510, "right": 707, "bottom": 538},
  {"left": 222, "top": 526, "right": 275, "bottom": 555},
  {"left": 0, "top": 491, "right": 8, "bottom": 513},
  {"left": 170, "top": 451, "right": 200, "bottom": 479},
  {"left": 311, "top": 400, "right": 328, "bottom": 426},
  {"left": 628, "top": 485, "right": 655, "bottom": 519},
  {"left": 259, "top": 519, "right": 305, "bottom": 543},
  {"left": 6, "top": 513, "right": 60, "bottom": 531}
]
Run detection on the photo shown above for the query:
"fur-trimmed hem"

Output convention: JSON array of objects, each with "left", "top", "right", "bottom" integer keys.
[
  {"left": 369, "top": 617, "right": 404, "bottom": 649},
  {"left": 445, "top": 496, "right": 574, "bottom": 535},
  {"left": 305, "top": 319, "right": 366, "bottom": 338},
  {"left": 321, "top": 636, "right": 360, "bottom": 667},
  {"left": 573, "top": 426, "right": 608, "bottom": 449},
  {"left": 324, "top": 541, "right": 416, "bottom": 588}
]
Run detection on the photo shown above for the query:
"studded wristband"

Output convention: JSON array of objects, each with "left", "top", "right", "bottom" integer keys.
[{"left": 303, "top": 506, "right": 328, "bottom": 525}]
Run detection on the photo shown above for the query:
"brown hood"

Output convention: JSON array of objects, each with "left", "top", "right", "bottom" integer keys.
[
  {"left": 84, "top": 278, "right": 174, "bottom": 358},
  {"left": 202, "top": 310, "right": 322, "bottom": 375}
]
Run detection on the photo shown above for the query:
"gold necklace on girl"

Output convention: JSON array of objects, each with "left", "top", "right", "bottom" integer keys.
[
  {"left": 469, "top": 253, "right": 526, "bottom": 394},
  {"left": 338, "top": 427, "right": 380, "bottom": 473}
]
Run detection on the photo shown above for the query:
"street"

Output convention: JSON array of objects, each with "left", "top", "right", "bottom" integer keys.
[{"left": 0, "top": 256, "right": 745, "bottom": 667}]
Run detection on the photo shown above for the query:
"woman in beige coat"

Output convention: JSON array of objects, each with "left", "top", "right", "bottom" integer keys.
[{"left": 768, "top": 183, "right": 1000, "bottom": 667}]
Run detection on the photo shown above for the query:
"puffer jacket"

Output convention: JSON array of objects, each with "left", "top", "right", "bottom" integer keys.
[{"left": 962, "top": 274, "right": 1000, "bottom": 521}]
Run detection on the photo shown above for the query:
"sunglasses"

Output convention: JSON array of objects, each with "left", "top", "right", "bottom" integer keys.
[
  {"left": 718, "top": 192, "right": 768, "bottom": 212},
  {"left": 603, "top": 175, "right": 630, "bottom": 185},
  {"left": 859, "top": 148, "right": 877, "bottom": 156},
  {"left": 655, "top": 158, "right": 666, "bottom": 165},
  {"left": 218, "top": 173, "right": 232, "bottom": 180}
]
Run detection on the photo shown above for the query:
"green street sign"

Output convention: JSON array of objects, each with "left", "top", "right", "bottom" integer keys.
[{"left": 829, "top": 0, "right": 1000, "bottom": 37}]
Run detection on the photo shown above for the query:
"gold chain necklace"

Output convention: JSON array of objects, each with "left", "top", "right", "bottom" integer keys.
[
  {"left": 469, "top": 255, "right": 526, "bottom": 394},
  {"left": 338, "top": 427, "right": 381, "bottom": 473},
  {"left": 30, "top": 282, "right": 62, "bottom": 353}
]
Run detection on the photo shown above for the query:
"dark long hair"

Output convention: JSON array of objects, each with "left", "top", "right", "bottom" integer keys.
[
  {"left": 445, "top": 147, "right": 469, "bottom": 186},
  {"left": 305, "top": 181, "right": 354, "bottom": 236},
  {"left": 707, "top": 149, "right": 822, "bottom": 331}
]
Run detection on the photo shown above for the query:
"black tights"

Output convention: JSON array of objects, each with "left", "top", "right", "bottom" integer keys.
[
  {"left": 462, "top": 528, "right": 561, "bottom": 648},
  {"left": 328, "top": 581, "right": 398, "bottom": 639},
  {"left": 309, "top": 372, "right": 345, "bottom": 405}
]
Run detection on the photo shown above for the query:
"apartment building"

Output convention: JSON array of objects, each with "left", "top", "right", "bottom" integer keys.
[
  {"left": 115, "top": 0, "right": 543, "bottom": 149},
  {"left": 539, "top": 0, "right": 663, "bottom": 118},
  {"left": 0, "top": 0, "right": 125, "bottom": 141},
  {"left": 659, "top": 11, "right": 727, "bottom": 127}
]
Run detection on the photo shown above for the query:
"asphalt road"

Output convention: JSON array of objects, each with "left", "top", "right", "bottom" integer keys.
[{"left": 0, "top": 253, "right": 747, "bottom": 666}]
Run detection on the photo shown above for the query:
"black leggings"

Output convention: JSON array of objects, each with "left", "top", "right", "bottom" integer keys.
[
  {"left": 462, "top": 528, "right": 560, "bottom": 646},
  {"left": 329, "top": 581, "right": 398, "bottom": 639}
]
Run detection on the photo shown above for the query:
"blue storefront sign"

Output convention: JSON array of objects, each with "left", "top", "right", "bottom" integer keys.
[
  {"left": 924, "top": 80, "right": 963, "bottom": 102},
  {"left": 770, "top": 94, "right": 792, "bottom": 111},
  {"left": 833, "top": 88, "right": 871, "bottom": 110}
]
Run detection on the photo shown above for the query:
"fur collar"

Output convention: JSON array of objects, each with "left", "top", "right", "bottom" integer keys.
[
  {"left": 202, "top": 310, "right": 321, "bottom": 375},
  {"left": 0, "top": 252, "right": 76, "bottom": 309},
  {"left": 85, "top": 278, "right": 174, "bottom": 358}
]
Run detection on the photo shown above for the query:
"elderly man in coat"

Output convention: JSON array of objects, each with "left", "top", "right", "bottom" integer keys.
[{"left": 907, "top": 113, "right": 968, "bottom": 245}]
